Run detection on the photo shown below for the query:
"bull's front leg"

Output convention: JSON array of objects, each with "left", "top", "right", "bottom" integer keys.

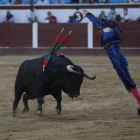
[
  {"left": 36, "top": 83, "right": 44, "bottom": 116},
  {"left": 52, "top": 91, "right": 62, "bottom": 115},
  {"left": 37, "top": 97, "right": 44, "bottom": 116}
]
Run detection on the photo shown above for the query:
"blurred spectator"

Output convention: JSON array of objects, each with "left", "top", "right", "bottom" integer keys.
[
  {"left": 125, "top": 0, "right": 137, "bottom": 3},
  {"left": 137, "top": 16, "right": 140, "bottom": 22},
  {"left": 67, "top": 16, "right": 78, "bottom": 23},
  {"left": 26, "top": 0, "right": 35, "bottom": 4},
  {"left": 107, "top": 7, "right": 117, "bottom": 22},
  {"left": 3, "top": 11, "right": 15, "bottom": 23},
  {"left": 36, "top": 0, "right": 49, "bottom": 4},
  {"left": 115, "top": 14, "right": 122, "bottom": 22},
  {"left": 55, "top": 0, "right": 65, "bottom": 4},
  {"left": 71, "top": 0, "right": 79, "bottom": 4},
  {"left": 88, "top": 0, "right": 99, "bottom": 3},
  {"left": 98, "top": 11, "right": 107, "bottom": 20},
  {"left": 122, "top": 8, "right": 131, "bottom": 22},
  {"left": 26, "top": 4, "right": 39, "bottom": 23},
  {"left": 6, "top": 0, "right": 14, "bottom": 5},
  {"left": 13, "top": 0, "right": 22, "bottom": 4},
  {"left": 102, "top": 0, "right": 109, "bottom": 3},
  {"left": 44, "top": 11, "right": 57, "bottom": 23}
]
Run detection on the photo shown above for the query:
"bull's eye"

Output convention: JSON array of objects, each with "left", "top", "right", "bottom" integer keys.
[{"left": 72, "top": 77, "right": 76, "bottom": 80}]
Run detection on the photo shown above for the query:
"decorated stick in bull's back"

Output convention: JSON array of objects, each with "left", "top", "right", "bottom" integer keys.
[
  {"left": 55, "top": 31, "right": 72, "bottom": 52},
  {"left": 49, "top": 28, "right": 64, "bottom": 54},
  {"left": 42, "top": 29, "right": 72, "bottom": 71},
  {"left": 42, "top": 28, "right": 64, "bottom": 71}
]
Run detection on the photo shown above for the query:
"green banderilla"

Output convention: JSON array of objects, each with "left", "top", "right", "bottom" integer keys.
[
  {"left": 55, "top": 44, "right": 62, "bottom": 53},
  {"left": 49, "top": 43, "right": 58, "bottom": 55},
  {"left": 44, "top": 54, "right": 51, "bottom": 61}
]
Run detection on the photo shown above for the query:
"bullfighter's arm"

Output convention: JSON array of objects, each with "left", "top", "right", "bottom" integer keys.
[{"left": 83, "top": 10, "right": 108, "bottom": 30}]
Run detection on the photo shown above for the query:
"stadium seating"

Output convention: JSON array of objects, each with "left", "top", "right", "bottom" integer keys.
[
  {"left": 1, "top": 0, "right": 139, "bottom": 4},
  {"left": 1, "top": 0, "right": 9, "bottom": 4},
  {"left": 99, "top": 0, "right": 125, "bottom": 3},
  {"left": 111, "top": 0, "right": 125, "bottom": 3},
  {"left": 1, "top": 0, "right": 6, "bottom": 4},
  {"left": 1, "top": 0, "right": 19, "bottom": 4},
  {"left": 22, "top": 0, "right": 43, "bottom": 4},
  {"left": 109, "top": 0, "right": 115, "bottom": 3},
  {"left": 52, "top": 0, "right": 71, "bottom": 4},
  {"left": 32, "top": 0, "right": 52, "bottom": 4},
  {"left": 0, "top": 0, "right": 71, "bottom": 4},
  {"left": 116, "top": 0, "right": 125, "bottom": 3}
]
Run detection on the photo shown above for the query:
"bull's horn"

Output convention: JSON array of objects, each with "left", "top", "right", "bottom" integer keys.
[
  {"left": 84, "top": 73, "right": 96, "bottom": 80},
  {"left": 66, "top": 65, "right": 80, "bottom": 74}
]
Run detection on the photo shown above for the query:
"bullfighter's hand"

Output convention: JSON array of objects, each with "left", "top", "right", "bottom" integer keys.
[{"left": 82, "top": 10, "right": 88, "bottom": 17}]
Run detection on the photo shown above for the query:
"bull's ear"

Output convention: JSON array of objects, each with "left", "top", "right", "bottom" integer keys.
[{"left": 66, "top": 65, "right": 81, "bottom": 74}]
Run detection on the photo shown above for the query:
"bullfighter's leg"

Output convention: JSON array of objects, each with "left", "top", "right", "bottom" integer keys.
[
  {"left": 22, "top": 93, "right": 36, "bottom": 113},
  {"left": 11, "top": 83, "right": 24, "bottom": 116},
  {"left": 105, "top": 44, "right": 136, "bottom": 91},
  {"left": 52, "top": 91, "right": 62, "bottom": 115}
]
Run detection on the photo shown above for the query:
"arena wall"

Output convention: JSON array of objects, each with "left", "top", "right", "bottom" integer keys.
[
  {"left": 0, "top": 4, "right": 140, "bottom": 55},
  {"left": 38, "top": 23, "right": 87, "bottom": 47},
  {"left": 0, "top": 23, "right": 87, "bottom": 47},
  {"left": 0, "top": 22, "right": 140, "bottom": 48}
]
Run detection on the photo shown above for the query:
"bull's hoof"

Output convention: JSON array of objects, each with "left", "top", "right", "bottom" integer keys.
[
  {"left": 56, "top": 108, "right": 61, "bottom": 115},
  {"left": 137, "top": 109, "right": 140, "bottom": 116},
  {"left": 37, "top": 110, "right": 43, "bottom": 116},
  {"left": 11, "top": 112, "right": 17, "bottom": 117},
  {"left": 22, "top": 108, "right": 29, "bottom": 113}
]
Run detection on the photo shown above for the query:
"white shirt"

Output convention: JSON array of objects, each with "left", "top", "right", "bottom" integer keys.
[
  {"left": 103, "top": 27, "right": 112, "bottom": 32},
  {"left": 26, "top": 9, "right": 36, "bottom": 23},
  {"left": 36, "top": 0, "right": 49, "bottom": 4},
  {"left": 122, "top": 14, "right": 131, "bottom": 22}
]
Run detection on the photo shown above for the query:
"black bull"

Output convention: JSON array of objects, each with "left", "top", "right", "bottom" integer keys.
[{"left": 11, "top": 55, "right": 96, "bottom": 116}]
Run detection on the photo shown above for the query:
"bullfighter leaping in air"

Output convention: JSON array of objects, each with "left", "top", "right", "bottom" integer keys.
[{"left": 82, "top": 10, "right": 140, "bottom": 116}]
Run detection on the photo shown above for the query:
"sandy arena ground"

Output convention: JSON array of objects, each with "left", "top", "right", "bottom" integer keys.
[{"left": 0, "top": 55, "right": 140, "bottom": 140}]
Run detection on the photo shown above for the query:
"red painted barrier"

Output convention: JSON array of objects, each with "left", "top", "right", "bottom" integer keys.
[
  {"left": 0, "top": 22, "right": 140, "bottom": 48},
  {"left": 0, "top": 23, "right": 87, "bottom": 48},
  {"left": 0, "top": 23, "right": 9, "bottom": 47},
  {"left": 38, "top": 23, "right": 87, "bottom": 47},
  {"left": 0, "top": 23, "right": 32, "bottom": 47}
]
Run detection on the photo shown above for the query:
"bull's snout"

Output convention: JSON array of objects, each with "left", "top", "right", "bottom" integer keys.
[{"left": 68, "top": 92, "right": 80, "bottom": 99}]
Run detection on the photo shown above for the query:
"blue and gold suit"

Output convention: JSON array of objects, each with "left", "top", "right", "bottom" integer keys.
[{"left": 86, "top": 13, "right": 136, "bottom": 92}]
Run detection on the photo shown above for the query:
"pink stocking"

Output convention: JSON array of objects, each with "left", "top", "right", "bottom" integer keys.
[{"left": 131, "top": 87, "right": 140, "bottom": 109}]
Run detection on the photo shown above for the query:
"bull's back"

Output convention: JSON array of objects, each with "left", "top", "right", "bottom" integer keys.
[{"left": 16, "top": 56, "right": 44, "bottom": 83}]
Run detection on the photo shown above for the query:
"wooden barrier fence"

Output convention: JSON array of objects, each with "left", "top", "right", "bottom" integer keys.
[{"left": 0, "top": 22, "right": 140, "bottom": 48}]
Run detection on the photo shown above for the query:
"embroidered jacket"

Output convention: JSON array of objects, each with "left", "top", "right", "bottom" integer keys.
[{"left": 85, "top": 13, "right": 121, "bottom": 47}]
